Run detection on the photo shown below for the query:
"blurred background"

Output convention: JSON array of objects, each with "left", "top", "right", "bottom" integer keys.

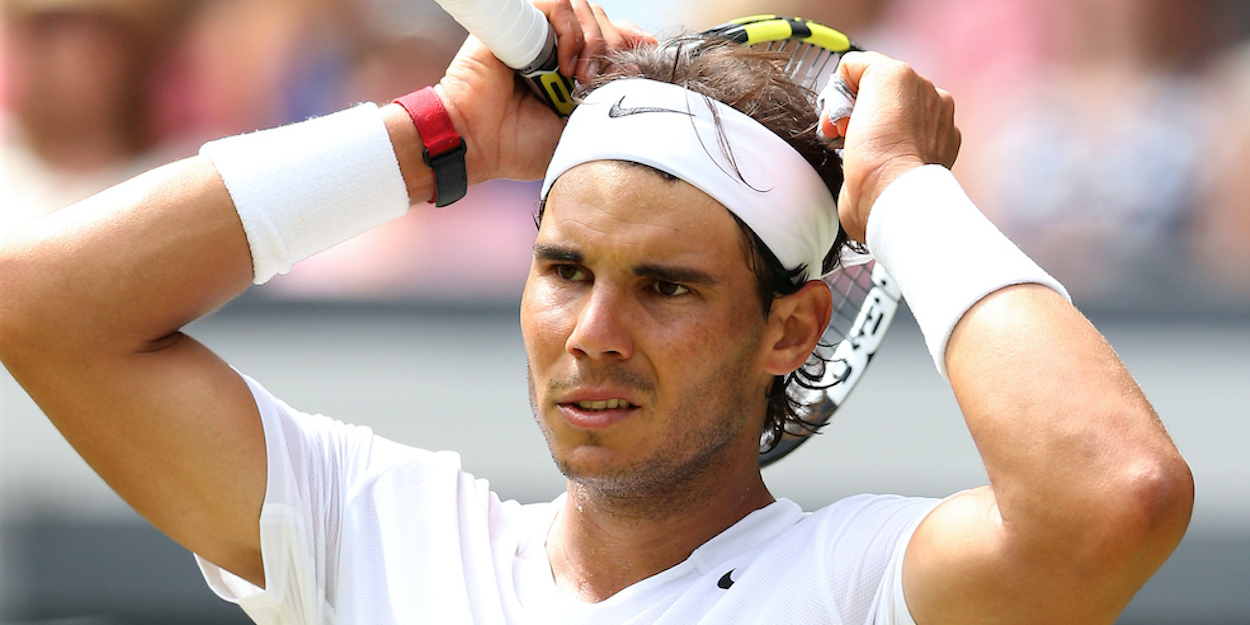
[{"left": 1, "top": 0, "right": 1247, "bottom": 622}]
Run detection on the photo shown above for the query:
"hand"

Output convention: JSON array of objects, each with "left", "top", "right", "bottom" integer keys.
[
  {"left": 434, "top": 0, "right": 655, "bottom": 184},
  {"left": 823, "top": 51, "right": 961, "bottom": 243}
]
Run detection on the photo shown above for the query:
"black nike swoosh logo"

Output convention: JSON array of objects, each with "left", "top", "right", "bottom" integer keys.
[
  {"left": 717, "top": 569, "right": 735, "bottom": 590},
  {"left": 608, "top": 95, "right": 695, "bottom": 119}
]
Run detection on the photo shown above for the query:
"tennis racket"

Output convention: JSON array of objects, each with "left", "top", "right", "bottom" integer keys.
[
  {"left": 695, "top": 16, "right": 900, "bottom": 467},
  {"left": 428, "top": 2, "right": 899, "bottom": 466}
]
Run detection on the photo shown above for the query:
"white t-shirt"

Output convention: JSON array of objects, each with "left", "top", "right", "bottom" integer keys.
[{"left": 197, "top": 375, "right": 939, "bottom": 624}]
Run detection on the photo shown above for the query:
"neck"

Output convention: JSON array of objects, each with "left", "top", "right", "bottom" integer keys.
[{"left": 546, "top": 438, "right": 774, "bottom": 602}]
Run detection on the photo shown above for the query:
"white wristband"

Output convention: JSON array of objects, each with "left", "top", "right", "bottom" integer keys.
[
  {"left": 201, "top": 103, "right": 410, "bottom": 285},
  {"left": 866, "top": 165, "right": 1070, "bottom": 378}
]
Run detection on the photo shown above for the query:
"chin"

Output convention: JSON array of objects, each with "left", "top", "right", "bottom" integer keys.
[
  {"left": 554, "top": 438, "right": 732, "bottom": 503},
  {"left": 550, "top": 439, "right": 639, "bottom": 479}
]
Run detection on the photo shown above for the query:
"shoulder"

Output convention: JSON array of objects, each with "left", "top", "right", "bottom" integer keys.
[
  {"left": 806, "top": 494, "right": 941, "bottom": 623},
  {"left": 807, "top": 493, "right": 941, "bottom": 534},
  {"left": 240, "top": 373, "right": 461, "bottom": 502},
  {"left": 785, "top": 493, "right": 940, "bottom": 575}
]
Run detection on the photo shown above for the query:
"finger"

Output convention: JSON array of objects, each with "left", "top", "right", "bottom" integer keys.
[
  {"left": 835, "top": 117, "right": 851, "bottom": 137},
  {"left": 835, "top": 50, "right": 898, "bottom": 95},
  {"left": 611, "top": 19, "right": 657, "bottom": 47},
  {"left": 591, "top": 4, "right": 626, "bottom": 51},
  {"left": 950, "top": 127, "right": 962, "bottom": 168},
  {"left": 816, "top": 112, "right": 850, "bottom": 149},
  {"left": 569, "top": 0, "right": 605, "bottom": 82},
  {"left": 939, "top": 89, "right": 956, "bottom": 119},
  {"left": 936, "top": 87, "right": 960, "bottom": 167},
  {"left": 938, "top": 87, "right": 957, "bottom": 126},
  {"left": 541, "top": 0, "right": 584, "bottom": 78},
  {"left": 819, "top": 112, "right": 837, "bottom": 139},
  {"left": 816, "top": 75, "right": 855, "bottom": 139}
]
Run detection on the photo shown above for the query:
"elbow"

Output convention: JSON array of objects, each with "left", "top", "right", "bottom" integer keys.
[
  {"left": 1086, "top": 447, "right": 1194, "bottom": 580},
  {"left": 1126, "top": 450, "right": 1194, "bottom": 552}
]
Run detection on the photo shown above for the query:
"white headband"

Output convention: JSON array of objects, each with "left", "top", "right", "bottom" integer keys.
[{"left": 540, "top": 78, "right": 839, "bottom": 282}]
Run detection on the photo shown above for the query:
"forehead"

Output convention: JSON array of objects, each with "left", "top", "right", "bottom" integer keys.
[{"left": 539, "top": 161, "right": 751, "bottom": 269}]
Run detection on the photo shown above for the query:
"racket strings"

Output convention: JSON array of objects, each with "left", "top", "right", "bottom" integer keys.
[
  {"left": 807, "top": 263, "right": 876, "bottom": 394},
  {"left": 780, "top": 43, "right": 838, "bottom": 93},
  {"left": 827, "top": 265, "right": 875, "bottom": 330}
]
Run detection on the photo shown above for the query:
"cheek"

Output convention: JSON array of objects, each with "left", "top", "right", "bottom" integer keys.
[
  {"left": 650, "top": 304, "right": 764, "bottom": 387},
  {"left": 520, "top": 276, "right": 572, "bottom": 367}
]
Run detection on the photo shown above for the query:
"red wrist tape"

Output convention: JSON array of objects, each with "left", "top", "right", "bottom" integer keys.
[{"left": 394, "top": 87, "right": 467, "bottom": 207}]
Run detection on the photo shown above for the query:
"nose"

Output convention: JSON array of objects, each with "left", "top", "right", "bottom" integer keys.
[{"left": 566, "top": 283, "right": 634, "bottom": 360}]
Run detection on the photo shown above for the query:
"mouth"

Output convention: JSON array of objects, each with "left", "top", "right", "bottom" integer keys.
[
  {"left": 556, "top": 397, "right": 639, "bottom": 430},
  {"left": 572, "top": 398, "right": 634, "bottom": 410}
]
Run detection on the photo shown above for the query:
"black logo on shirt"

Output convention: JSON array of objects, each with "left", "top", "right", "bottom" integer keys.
[
  {"left": 717, "top": 569, "right": 735, "bottom": 590},
  {"left": 608, "top": 96, "right": 694, "bottom": 119}
]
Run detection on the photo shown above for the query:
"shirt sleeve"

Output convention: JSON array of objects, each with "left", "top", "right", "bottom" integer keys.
[
  {"left": 870, "top": 499, "right": 936, "bottom": 625},
  {"left": 818, "top": 494, "right": 941, "bottom": 625},
  {"left": 194, "top": 373, "right": 455, "bottom": 624}
]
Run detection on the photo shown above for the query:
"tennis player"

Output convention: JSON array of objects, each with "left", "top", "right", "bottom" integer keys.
[{"left": 0, "top": 1, "right": 1192, "bottom": 623}]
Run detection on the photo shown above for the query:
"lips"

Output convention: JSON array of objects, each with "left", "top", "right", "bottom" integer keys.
[{"left": 555, "top": 392, "right": 640, "bottom": 430}]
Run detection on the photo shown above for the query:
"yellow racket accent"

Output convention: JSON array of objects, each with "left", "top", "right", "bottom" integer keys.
[
  {"left": 730, "top": 14, "right": 780, "bottom": 25},
  {"left": 536, "top": 71, "right": 576, "bottom": 116},
  {"left": 705, "top": 15, "right": 859, "bottom": 57},
  {"left": 741, "top": 20, "right": 798, "bottom": 46},
  {"left": 804, "top": 22, "right": 853, "bottom": 53}
]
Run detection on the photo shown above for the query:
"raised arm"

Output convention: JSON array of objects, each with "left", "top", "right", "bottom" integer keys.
[
  {"left": 828, "top": 52, "right": 1194, "bottom": 624},
  {"left": 0, "top": 147, "right": 271, "bottom": 583},
  {"left": 0, "top": 0, "right": 644, "bottom": 588}
]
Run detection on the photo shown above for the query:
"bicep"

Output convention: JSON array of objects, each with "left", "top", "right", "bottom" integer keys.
[
  {"left": 15, "top": 332, "right": 268, "bottom": 586},
  {"left": 901, "top": 486, "right": 1132, "bottom": 625}
]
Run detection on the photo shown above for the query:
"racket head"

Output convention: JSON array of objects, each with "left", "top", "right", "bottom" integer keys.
[
  {"left": 701, "top": 15, "right": 862, "bottom": 96},
  {"left": 697, "top": 16, "right": 892, "bottom": 466}
]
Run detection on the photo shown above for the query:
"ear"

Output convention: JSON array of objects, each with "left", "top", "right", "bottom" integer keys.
[{"left": 762, "top": 280, "right": 833, "bottom": 376}]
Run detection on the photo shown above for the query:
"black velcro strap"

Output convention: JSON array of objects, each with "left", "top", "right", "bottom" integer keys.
[{"left": 423, "top": 139, "right": 467, "bottom": 208}]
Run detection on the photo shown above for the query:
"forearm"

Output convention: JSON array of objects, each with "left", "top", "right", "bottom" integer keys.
[
  {"left": 866, "top": 167, "right": 1191, "bottom": 559},
  {"left": 878, "top": 170, "right": 1192, "bottom": 624}
]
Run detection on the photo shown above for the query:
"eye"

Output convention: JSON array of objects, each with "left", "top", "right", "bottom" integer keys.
[
  {"left": 555, "top": 265, "right": 587, "bottom": 282},
  {"left": 652, "top": 281, "right": 689, "bottom": 297}
]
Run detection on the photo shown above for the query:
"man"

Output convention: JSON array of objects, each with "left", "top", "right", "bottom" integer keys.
[{"left": 0, "top": 1, "right": 1192, "bottom": 623}]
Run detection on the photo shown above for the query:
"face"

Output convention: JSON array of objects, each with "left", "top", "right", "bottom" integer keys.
[{"left": 521, "top": 161, "right": 776, "bottom": 496}]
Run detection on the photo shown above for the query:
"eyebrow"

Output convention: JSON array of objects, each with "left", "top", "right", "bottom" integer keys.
[
  {"left": 533, "top": 244, "right": 582, "bottom": 264},
  {"left": 533, "top": 244, "right": 717, "bottom": 287},
  {"left": 634, "top": 263, "right": 717, "bottom": 287}
]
